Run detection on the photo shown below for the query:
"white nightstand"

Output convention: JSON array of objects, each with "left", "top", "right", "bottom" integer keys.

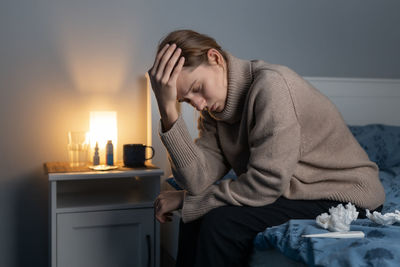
[{"left": 45, "top": 162, "right": 163, "bottom": 267}]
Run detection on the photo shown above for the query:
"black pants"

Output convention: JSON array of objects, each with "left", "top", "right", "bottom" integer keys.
[{"left": 176, "top": 197, "right": 381, "bottom": 267}]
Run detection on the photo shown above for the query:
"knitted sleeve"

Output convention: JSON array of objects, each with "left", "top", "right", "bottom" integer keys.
[
  {"left": 181, "top": 71, "right": 302, "bottom": 222},
  {"left": 159, "top": 111, "right": 231, "bottom": 195}
]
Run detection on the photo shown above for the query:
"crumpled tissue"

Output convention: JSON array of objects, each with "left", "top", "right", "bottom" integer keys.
[
  {"left": 366, "top": 209, "right": 400, "bottom": 225},
  {"left": 316, "top": 203, "right": 359, "bottom": 232}
]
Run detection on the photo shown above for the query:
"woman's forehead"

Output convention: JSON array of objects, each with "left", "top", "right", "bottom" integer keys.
[{"left": 177, "top": 68, "right": 198, "bottom": 95}]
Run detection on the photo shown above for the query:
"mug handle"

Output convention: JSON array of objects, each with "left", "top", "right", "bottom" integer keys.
[{"left": 145, "top": 146, "right": 155, "bottom": 160}]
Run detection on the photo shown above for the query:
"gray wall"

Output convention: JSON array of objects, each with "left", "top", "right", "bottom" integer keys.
[{"left": 1, "top": 0, "right": 399, "bottom": 266}]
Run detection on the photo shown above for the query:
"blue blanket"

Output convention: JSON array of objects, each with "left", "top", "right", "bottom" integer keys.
[
  {"left": 253, "top": 167, "right": 400, "bottom": 267},
  {"left": 254, "top": 219, "right": 400, "bottom": 267}
]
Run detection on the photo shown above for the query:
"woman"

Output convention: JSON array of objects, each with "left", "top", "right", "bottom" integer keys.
[{"left": 148, "top": 29, "right": 385, "bottom": 267}]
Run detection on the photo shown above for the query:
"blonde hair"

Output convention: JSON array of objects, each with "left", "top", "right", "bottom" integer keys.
[{"left": 157, "top": 29, "right": 227, "bottom": 68}]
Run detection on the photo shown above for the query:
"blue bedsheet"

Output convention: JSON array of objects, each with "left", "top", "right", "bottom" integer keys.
[
  {"left": 253, "top": 167, "right": 400, "bottom": 267},
  {"left": 254, "top": 219, "right": 400, "bottom": 267}
]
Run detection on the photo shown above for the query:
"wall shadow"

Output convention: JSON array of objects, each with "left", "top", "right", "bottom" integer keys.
[{"left": 15, "top": 167, "right": 49, "bottom": 267}]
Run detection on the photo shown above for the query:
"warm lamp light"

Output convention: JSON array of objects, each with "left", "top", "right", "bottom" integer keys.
[{"left": 89, "top": 111, "right": 118, "bottom": 164}]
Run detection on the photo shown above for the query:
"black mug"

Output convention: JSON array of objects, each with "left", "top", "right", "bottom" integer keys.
[{"left": 123, "top": 144, "right": 155, "bottom": 167}]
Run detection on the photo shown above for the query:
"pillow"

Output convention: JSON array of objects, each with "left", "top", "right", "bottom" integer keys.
[
  {"left": 348, "top": 124, "right": 400, "bottom": 170},
  {"left": 379, "top": 167, "right": 400, "bottom": 213}
]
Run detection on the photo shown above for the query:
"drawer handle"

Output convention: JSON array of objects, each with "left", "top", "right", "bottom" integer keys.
[{"left": 146, "top": 234, "right": 151, "bottom": 267}]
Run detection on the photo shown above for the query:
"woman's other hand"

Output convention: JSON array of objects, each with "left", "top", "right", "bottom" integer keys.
[
  {"left": 154, "top": 190, "right": 185, "bottom": 223},
  {"left": 148, "top": 43, "right": 185, "bottom": 131}
]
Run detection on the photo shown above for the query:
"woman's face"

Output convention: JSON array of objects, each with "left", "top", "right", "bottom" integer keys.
[{"left": 176, "top": 49, "right": 227, "bottom": 112}]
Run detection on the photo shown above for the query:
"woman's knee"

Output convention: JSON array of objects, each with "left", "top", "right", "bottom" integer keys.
[
  {"left": 199, "top": 206, "right": 243, "bottom": 238},
  {"left": 202, "top": 206, "right": 234, "bottom": 224}
]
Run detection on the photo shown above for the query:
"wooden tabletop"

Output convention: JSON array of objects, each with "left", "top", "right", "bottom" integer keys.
[{"left": 44, "top": 162, "right": 159, "bottom": 174}]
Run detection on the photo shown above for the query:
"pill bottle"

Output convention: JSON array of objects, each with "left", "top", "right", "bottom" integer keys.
[{"left": 106, "top": 140, "right": 114, "bottom": 166}]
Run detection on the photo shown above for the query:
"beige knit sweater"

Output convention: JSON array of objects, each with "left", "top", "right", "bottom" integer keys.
[{"left": 159, "top": 53, "right": 385, "bottom": 223}]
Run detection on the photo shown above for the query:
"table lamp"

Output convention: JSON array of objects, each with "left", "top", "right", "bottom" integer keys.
[{"left": 89, "top": 111, "right": 118, "bottom": 164}]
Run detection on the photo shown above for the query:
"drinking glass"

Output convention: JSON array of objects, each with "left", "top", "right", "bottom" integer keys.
[{"left": 67, "top": 131, "right": 89, "bottom": 167}]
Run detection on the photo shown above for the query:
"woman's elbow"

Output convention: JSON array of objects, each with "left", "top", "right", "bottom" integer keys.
[{"left": 186, "top": 183, "right": 208, "bottom": 195}]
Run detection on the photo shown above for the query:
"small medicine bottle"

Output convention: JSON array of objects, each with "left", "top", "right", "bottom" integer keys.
[
  {"left": 93, "top": 142, "right": 100, "bottom": 165},
  {"left": 106, "top": 140, "right": 114, "bottom": 166}
]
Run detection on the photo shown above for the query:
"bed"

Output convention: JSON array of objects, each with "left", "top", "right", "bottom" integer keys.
[
  {"left": 249, "top": 124, "right": 400, "bottom": 267},
  {"left": 150, "top": 77, "right": 400, "bottom": 266}
]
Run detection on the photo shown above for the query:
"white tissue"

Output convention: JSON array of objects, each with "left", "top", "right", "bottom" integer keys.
[
  {"left": 316, "top": 203, "right": 359, "bottom": 232},
  {"left": 365, "top": 209, "right": 400, "bottom": 225}
]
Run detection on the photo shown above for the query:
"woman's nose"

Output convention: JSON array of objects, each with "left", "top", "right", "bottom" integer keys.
[{"left": 191, "top": 97, "right": 206, "bottom": 111}]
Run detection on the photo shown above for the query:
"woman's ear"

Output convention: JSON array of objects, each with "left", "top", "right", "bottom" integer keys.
[{"left": 207, "top": 48, "right": 224, "bottom": 66}]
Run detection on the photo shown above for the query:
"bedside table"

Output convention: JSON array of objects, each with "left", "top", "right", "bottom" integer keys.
[{"left": 44, "top": 162, "right": 163, "bottom": 267}]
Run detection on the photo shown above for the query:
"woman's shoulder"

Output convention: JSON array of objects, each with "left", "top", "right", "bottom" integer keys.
[
  {"left": 249, "top": 59, "right": 310, "bottom": 97},
  {"left": 251, "top": 59, "right": 298, "bottom": 83},
  {"left": 248, "top": 61, "right": 290, "bottom": 96},
  {"left": 245, "top": 60, "right": 307, "bottom": 113}
]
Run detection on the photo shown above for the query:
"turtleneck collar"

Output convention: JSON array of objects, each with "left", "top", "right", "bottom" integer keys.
[{"left": 208, "top": 52, "right": 253, "bottom": 124}]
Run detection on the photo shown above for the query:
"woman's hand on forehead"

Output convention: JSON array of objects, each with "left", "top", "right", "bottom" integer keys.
[
  {"left": 148, "top": 43, "right": 185, "bottom": 103},
  {"left": 148, "top": 43, "right": 185, "bottom": 131}
]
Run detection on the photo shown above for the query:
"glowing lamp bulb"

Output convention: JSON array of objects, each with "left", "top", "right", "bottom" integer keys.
[{"left": 89, "top": 111, "right": 118, "bottom": 164}]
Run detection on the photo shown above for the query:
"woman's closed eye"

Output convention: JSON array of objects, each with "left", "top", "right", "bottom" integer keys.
[
  {"left": 177, "top": 85, "right": 201, "bottom": 103},
  {"left": 193, "top": 85, "right": 203, "bottom": 94},
  {"left": 178, "top": 97, "right": 190, "bottom": 104}
]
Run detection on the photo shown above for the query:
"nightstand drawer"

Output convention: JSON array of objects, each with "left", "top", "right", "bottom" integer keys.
[{"left": 57, "top": 209, "right": 154, "bottom": 267}]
